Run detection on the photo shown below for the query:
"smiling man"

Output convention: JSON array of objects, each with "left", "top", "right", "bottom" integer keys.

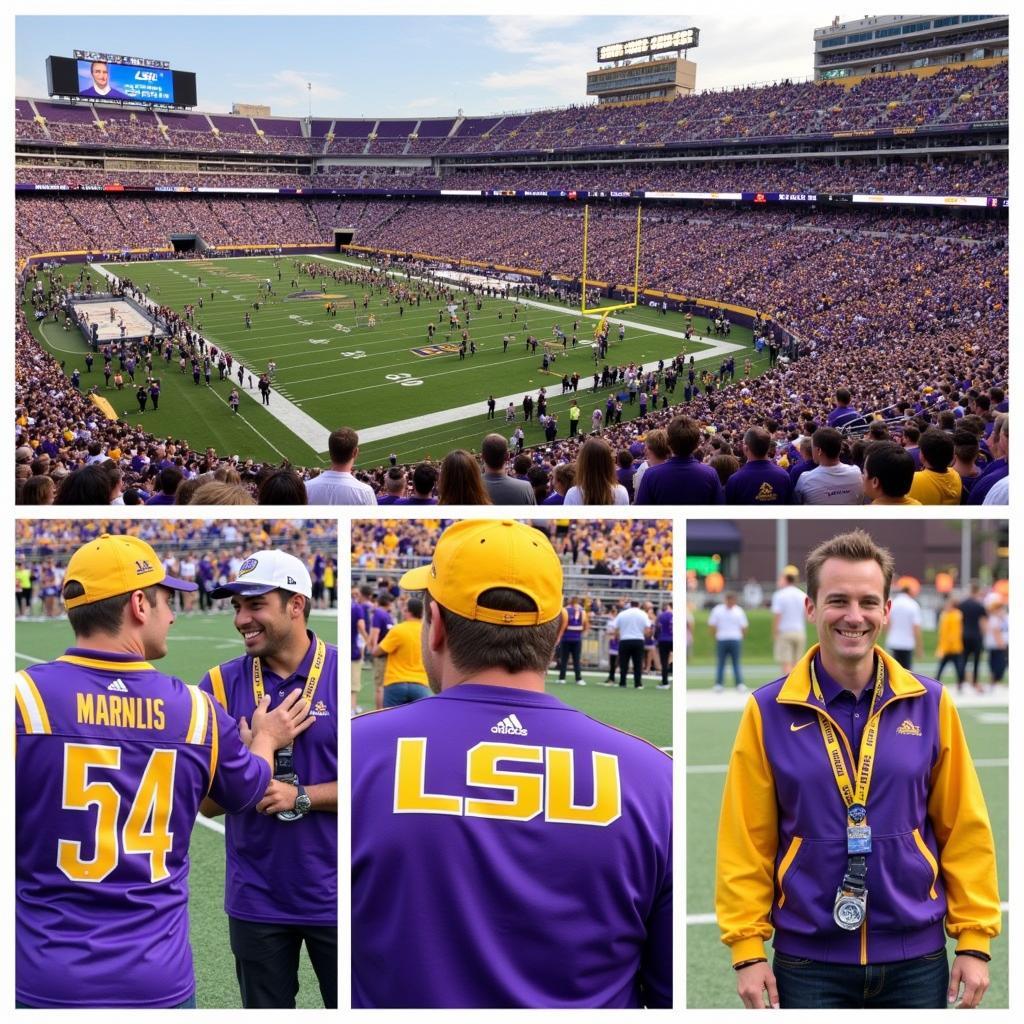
[
  {"left": 198, "top": 550, "right": 338, "bottom": 1009},
  {"left": 715, "top": 529, "right": 999, "bottom": 1009}
]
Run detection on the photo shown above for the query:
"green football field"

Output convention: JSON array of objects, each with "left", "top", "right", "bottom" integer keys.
[
  {"left": 27, "top": 253, "right": 761, "bottom": 468},
  {"left": 354, "top": 663, "right": 672, "bottom": 751},
  {"left": 687, "top": 685, "right": 1009, "bottom": 1008},
  {"left": 16, "top": 610, "right": 338, "bottom": 1009}
]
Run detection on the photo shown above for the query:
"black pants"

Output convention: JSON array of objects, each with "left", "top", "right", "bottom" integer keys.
[
  {"left": 558, "top": 640, "right": 582, "bottom": 681},
  {"left": 618, "top": 639, "right": 645, "bottom": 688},
  {"left": 935, "top": 653, "right": 965, "bottom": 685},
  {"left": 229, "top": 917, "right": 337, "bottom": 1008},
  {"left": 962, "top": 638, "right": 983, "bottom": 682},
  {"left": 658, "top": 641, "right": 673, "bottom": 685}
]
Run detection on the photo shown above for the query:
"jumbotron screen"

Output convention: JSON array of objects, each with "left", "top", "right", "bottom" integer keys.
[
  {"left": 76, "top": 59, "right": 175, "bottom": 104},
  {"left": 46, "top": 55, "right": 198, "bottom": 107}
]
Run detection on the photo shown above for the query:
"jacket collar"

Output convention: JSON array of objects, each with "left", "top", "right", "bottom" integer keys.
[{"left": 778, "top": 644, "right": 927, "bottom": 708}]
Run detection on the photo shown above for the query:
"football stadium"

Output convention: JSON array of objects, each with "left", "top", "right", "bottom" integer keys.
[
  {"left": 15, "top": 16, "right": 1008, "bottom": 505},
  {"left": 686, "top": 519, "right": 1008, "bottom": 1008},
  {"left": 15, "top": 519, "right": 338, "bottom": 1009},
  {"left": 351, "top": 518, "right": 673, "bottom": 748}
]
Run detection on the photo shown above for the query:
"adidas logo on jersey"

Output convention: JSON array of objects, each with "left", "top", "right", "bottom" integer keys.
[
  {"left": 491, "top": 714, "right": 528, "bottom": 736},
  {"left": 107, "top": 678, "right": 128, "bottom": 692}
]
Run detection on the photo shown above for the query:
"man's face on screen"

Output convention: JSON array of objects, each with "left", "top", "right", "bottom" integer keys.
[{"left": 91, "top": 63, "right": 109, "bottom": 89}]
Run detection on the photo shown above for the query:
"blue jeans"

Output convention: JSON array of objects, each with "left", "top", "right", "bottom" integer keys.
[
  {"left": 715, "top": 639, "right": 743, "bottom": 688},
  {"left": 773, "top": 949, "right": 948, "bottom": 1009},
  {"left": 383, "top": 682, "right": 431, "bottom": 708}
]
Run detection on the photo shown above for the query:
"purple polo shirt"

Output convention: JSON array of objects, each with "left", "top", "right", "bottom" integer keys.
[
  {"left": 352, "top": 601, "right": 370, "bottom": 660},
  {"left": 827, "top": 406, "right": 861, "bottom": 429},
  {"left": 17, "top": 648, "right": 270, "bottom": 1007},
  {"left": 634, "top": 455, "right": 723, "bottom": 506},
  {"left": 813, "top": 653, "right": 873, "bottom": 752},
  {"left": 725, "top": 460, "right": 792, "bottom": 505},
  {"left": 657, "top": 611, "right": 674, "bottom": 643},
  {"left": 352, "top": 684, "right": 672, "bottom": 1008},
  {"left": 198, "top": 631, "right": 337, "bottom": 925},
  {"left": 371, "top": 606, "right": 394, "bottom": 643}
]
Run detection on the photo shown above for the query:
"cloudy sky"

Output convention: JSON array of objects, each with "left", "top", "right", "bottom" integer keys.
[{"left": 15, "top": 6, "right": 832, "bottom": 118}]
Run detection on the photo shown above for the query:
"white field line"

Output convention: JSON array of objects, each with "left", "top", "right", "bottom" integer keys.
[
  {"left": 94, "top": 264, "right": 332, "bottom": 455},
  {"left": 196, "top": 815, "right": 226, "bottom": 835},
  {"left": 314, "top": 255, "right": 744, "bottom": 444}
]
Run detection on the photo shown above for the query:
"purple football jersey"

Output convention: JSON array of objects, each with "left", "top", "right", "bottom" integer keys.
[
  {"left": 199, "top": 631, "right": 338, "bottom": 925},
  {"left": 351, "top": 684, "right": 672, "bottom": 1008},
  {"left": 15, "top": 648, "right": 271, "bottom": 1008}
]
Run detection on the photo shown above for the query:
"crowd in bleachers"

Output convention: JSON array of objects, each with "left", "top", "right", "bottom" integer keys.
[
  {"left": 15, "top": 519, "right": 338, "bottom": 618},
  {"left": 16, "top": 62, "right": 1006, "bottom": 157}
]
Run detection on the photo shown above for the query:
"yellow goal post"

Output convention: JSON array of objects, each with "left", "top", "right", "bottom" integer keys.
[{"left": 580, "top": 204, "right": 642, "bottom": 316}]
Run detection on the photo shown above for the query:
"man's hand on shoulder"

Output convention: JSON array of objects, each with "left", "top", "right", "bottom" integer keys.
[
  {"left": 949, "top": 954, "right": 989, "bottom": 1009},
  {"left": 736, "top": 961, "right": 779, "bottom": 1009}
]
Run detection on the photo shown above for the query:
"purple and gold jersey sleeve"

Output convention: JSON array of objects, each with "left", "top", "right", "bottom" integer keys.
[
  {"left": 204, "top": 693, "right": 273, "bottom": 815},
  {"left": 14, "top": 655, "right": 240, "bottom": 1008}
]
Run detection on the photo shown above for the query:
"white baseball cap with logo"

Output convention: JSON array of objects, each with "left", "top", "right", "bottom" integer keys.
[{"left": 209, "top": 550, "right": 312, "bottom": 600}]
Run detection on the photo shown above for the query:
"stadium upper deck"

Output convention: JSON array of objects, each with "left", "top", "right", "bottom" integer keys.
[{"left": 15, "top": 61, "right": 1007, "bottom": 161}]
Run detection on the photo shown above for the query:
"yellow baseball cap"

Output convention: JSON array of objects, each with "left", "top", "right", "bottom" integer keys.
[
  {"left": 399, "top": 520, "right": 563, "bottom": 626},
  {"left": 63, "top": 533, "right": 198, "bottom": 609}
]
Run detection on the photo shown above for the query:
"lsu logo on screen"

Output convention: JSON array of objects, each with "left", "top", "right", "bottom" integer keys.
[{"left": 411, "top": 344, "right": 460, "bottom": 358}]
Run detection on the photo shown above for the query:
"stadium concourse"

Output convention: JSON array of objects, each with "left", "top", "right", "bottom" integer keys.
[
  {"left": 15, "top": 63, "right": 1007, "bottom": 506},
  {"left": 14, "top": 519, "right": 339, "bottom": 618}
]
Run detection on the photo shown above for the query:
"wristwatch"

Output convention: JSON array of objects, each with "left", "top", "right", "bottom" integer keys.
[{"left": 294, "top": 784, "right": 312, "bottom": 816}]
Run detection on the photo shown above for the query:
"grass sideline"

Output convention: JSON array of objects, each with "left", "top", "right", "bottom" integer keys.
[
  {"left": 687, "top": 701, "right": 1008, "bottom": 1009},
  {"left": 16, "top": 611, "right": 337, "bottom": 1008},
  {"left": 27, "top": 254, "right": 764, "bottom": 467},
  {"left": 354, "top": 662, "right": 672, "bottom": 751}
]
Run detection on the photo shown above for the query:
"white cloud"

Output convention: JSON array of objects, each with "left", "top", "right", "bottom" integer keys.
[
  {"left": 16, "top": 74, "right": 46, "bottom": 99},
  {"left": 229, "top": 69, "right": 345, "bottom": 115},
  {"left": 406, "top": 95, "right": 442, "bottom": 111}
]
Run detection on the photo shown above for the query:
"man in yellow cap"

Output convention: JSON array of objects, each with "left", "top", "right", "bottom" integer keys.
[
  {"left": 15, "top": 533, "right": 313, "bottom": 1009},
  {"left": 351, "top": 520, "right": 673, "bottom": 1008}
]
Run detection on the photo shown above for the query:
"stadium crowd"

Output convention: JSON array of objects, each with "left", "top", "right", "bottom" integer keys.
[
  {"left": 17, "top": 63, "right": 1006, "bottom": 157},
  {"left": 14, "top": 519, "right": 338, "bottom": 618}
]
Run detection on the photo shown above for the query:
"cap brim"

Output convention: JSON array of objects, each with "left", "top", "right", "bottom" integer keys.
[
  {"left": 399, "top": 565, "right": 431, "bottom": 592},
  {"left": 208, "top": 582, "right": 277, "bottom": 599},
  {"left": 160, "top": 576, "right": 198, "bottom": 593}
]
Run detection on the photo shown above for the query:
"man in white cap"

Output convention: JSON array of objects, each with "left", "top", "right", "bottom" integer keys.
[{"left": 198, "top": 550, "right": 338, "bottom": 1009}]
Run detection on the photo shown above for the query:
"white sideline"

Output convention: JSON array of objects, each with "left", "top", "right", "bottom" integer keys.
[{"left": 93, "top": 264, "right": 332, "bottom": 455}]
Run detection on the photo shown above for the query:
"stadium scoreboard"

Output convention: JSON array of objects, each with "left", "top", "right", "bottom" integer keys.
[
  {"left": 46, "top": 51, "right": 198, "bottom": 108},
  {"left": 589, "top": 28, "right": 699, "bottom": 104}
]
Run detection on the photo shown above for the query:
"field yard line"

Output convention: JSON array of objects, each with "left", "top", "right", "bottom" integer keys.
[
  {"left": 687, "top": 904, "right": 1010, "bottom": 925},
  {"left": 15, "top": 651, "right": 43, "bottom": 664},
  {"left": 93, "top": 265, "right": 331, "bottom": 456},
  {"left": 350, "top": 354, "right": 694, "bottom": 445},
  {"left": 688, "top": 758, "right": 1008, "bottom": 775},
  {"left": 196, "top": 815, "right": 226, "bottom": 836}
]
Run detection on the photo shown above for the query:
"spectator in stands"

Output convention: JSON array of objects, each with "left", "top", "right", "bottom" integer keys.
[
  {"left": 861, "top": 442, "right": 920, "bottom": 505},
  {"left": 437, "top": 450, "right": 491, "bottom": 505},
  {"left": 907, "top": 429, "right": 962, "bottom": 505},
  {"left": 396, "top": 463, "right": 438, "bottom": 505},
  {"left": 257, "top": 467, "right": 308, "bottom": 504},
  {"left": 189, "top": 481, "right": 257, "bottom": 505},
  {"left": 479, "top": 434, "right": 535, "bottom": 505},
  {"left": 634, "top": 415, "right": 723, "bottom": 505},
  {"left": 54, "top": 463, "right": 114, "bottom": 505},
  {"left": 376, "top": 467, "right": 408, "bottom": 505},
  {"left": 725, "top": 427, "right": 792, "bottom": 505},
  {"left": 966, "top": 414, "right": 1008, "bottom": 506},
  {"left": 18, "top": 474, "right": 55, "bottom": 505},
  {"left": 794, "top": 428, "right": 863, "bottom": 505},
  {"left": 541, "top": 463, "right": 575, "bottom": 506},
  {"left": 304, "top": 428, "right": 377, "bottom": 506},
  {"left": 564, "top": 438, "right": 628, "bottom": 506},
  {"left": 145, "top": 466, "right": 183, "bottom": 506}
]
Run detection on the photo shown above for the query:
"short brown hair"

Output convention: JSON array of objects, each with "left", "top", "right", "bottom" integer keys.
[
  {"left": 425, "top": 587, "right": 562, "bottom": 675},
  {"left": 63, "top": 581, "right": 160, "bottom": 637},
  {"left": 666, "top": 415, "right": 701, "bottom": 457},
  {"left": 328, "top": 427, "right": 359, "bottom": 465},
  {"left": 805, "top": 530, "right": 896, "bottom": 603},
  {"left": 643, "top": 429, "right": 671, "bottom": 460}
]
